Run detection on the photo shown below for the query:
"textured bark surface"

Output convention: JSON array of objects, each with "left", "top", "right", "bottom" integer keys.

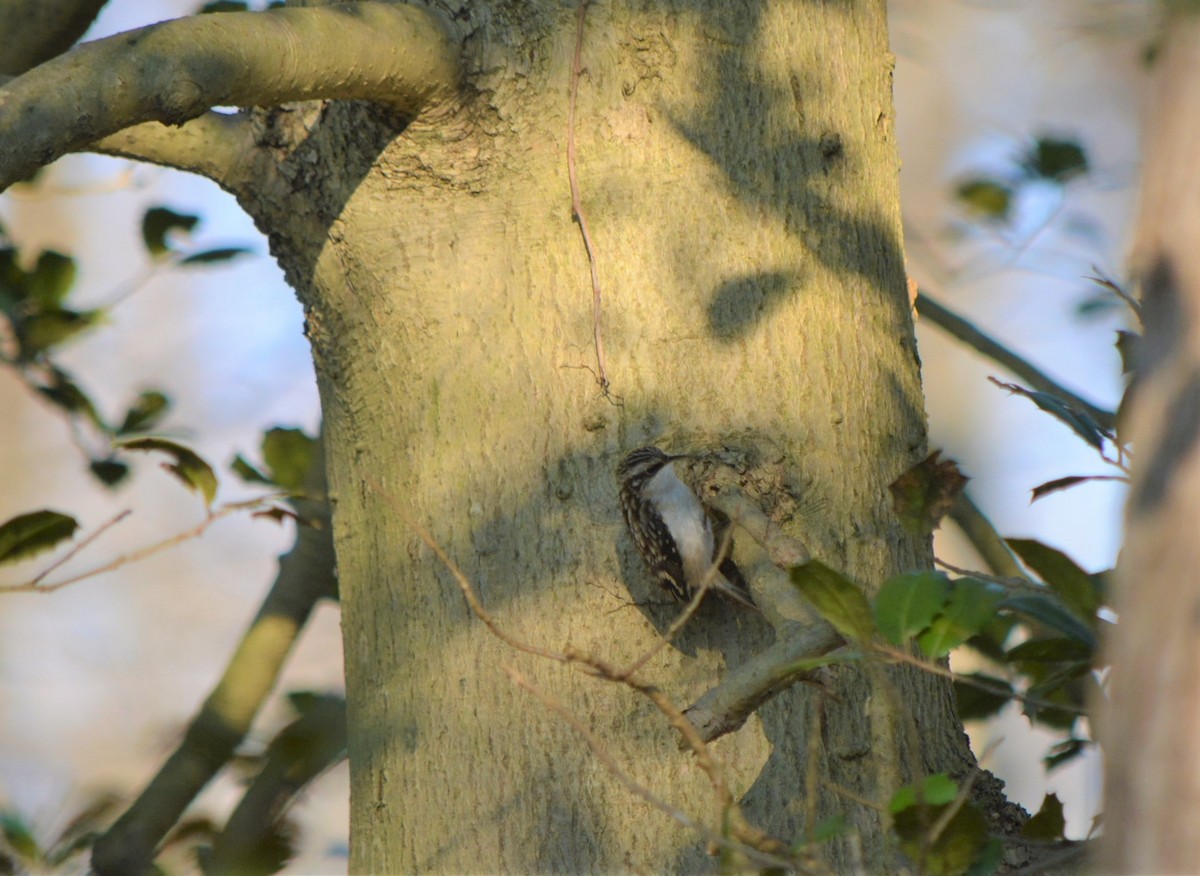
[
  {"left": 1103, "top": 12, "right": 1200, "bottom": 871},
  {"left": 230, "top": 0, "right": 976, "bottom": 871}
]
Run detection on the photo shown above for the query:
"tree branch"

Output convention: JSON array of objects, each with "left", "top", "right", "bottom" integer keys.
[
  {"left": 0, "top": 0, "right": 108, "bottom": 76},
  {"left": 914, "top": 292, "right": 1116, "bottom": 431},
  {"left": 91, "top": 112, "right": 260, "bottom": 192},
  {"left": 0, "top": 2, "right": 460, "bottom": 192},
  {"left": 92, "top": 468, "right": 335, "bottom": 876}
]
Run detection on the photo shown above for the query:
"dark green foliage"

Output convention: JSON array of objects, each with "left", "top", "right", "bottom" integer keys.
[
  {"left": 141, "top": 207, "right": 199, "bottom": 257},
  {"left": 1020, "top": 137, "right": 1089, "bottom": 183},
  {"left": 889, "top": 775, "right": 997, "bottom": 876},
  {"left": 0, "top": 510, "right": 78, "bottom": 565},
  {"left": 874, "top": 571, "right": 950, "bottom": 645},
  {"left": 1020, "top": 793, "right": 1066, "bottom": 841},
  {"left": 789, "top": 561, "right": 875, "bottom": 642},
  {"left": 118, "top": 437, "right": 218, "bottom": 505},
  {"left": 955, "top": 179, "right": 1012, "bottom": 221}
]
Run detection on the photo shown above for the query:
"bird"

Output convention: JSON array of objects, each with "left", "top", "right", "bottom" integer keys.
[{"left": 616, "top": 446, "right": 756, "bottom": 610}]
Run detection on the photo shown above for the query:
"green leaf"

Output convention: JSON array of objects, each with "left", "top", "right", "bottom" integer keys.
[
  {"left": 874, "top": 571, "right": 951, "bottom": 645},
  {"left": 889, "top": 773, "right": 959, "bottom": 813},
  {"left": 805, "top": 814, "right": 848, "bottom": 845},
  {"left": 0, "top": 510, "right": 77, "bottom": 565},
  {"left": 117, "top": 390, "right": 171, "bottom": 435},
  {"left": 965, "top": 839, "right": 1004, "bottom": 876},
  {"left": 955, "top": 178, "right": 1012, "bottom": 221},
  {"left": 1020, "top": 792, "right": 1066, "bottom": 841},
  {"left": 89, "top": 457, "right": 131, "bottom": 487},
  {"left": 199, "top": 0, "right": 249, "bottom": 10},
  {"left": 953, "top": 673, "right": 1014, "bottom": 721},
  {"left": 178, "top": 246, "right": 252, "bottom": 265},
  {"left": 262, "top": 427, "right": 318, "bottom": 493},
  {"left": 1, "top": 811, "right": 41, "bottom": 861},
  {"left": 1044, "top": 738, "right": 1088, "bottom": 771},
  {"left": 789, "top": 560, "right": 875, "bottom": 642},
  {"left": 999, "top": 595, "right": 1097, "bottom": 651},
  {"left": 918, "top": 578, "right": 1004, "bottom": 659},
  {"left": 893, "top": 800, "right": 991, "bottom": 876},
  {"left": 232, "top": 454, "right": 273, "bottom": 485},
  {"left": 141, "top": 207, "right": 199, "bottom": 257},
  {"left": 27, "top": 251, "right": 76, "bottom": 307},
  {"left": 118, "top": 437, "right": 217, "bottom": 505},
  {"left": 1021, "top": 137, "right": 1089, "bottom": 183},
  {"left": 1004, "top": 637, "right": 1092, "bottom": 666},
  {"left": 19, "top": 308, "right": 103, "bottom": 357},
  {"left": 1007, "top": 538, "right": 1099, "bottom": 625},
  {"left": 36, "top": 367, "right": 105, "bottom": 430}
]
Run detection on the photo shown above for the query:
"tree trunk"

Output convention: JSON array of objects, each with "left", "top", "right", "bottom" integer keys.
[{"left": 234, "top": 0, "right": 975, "bottom": 870}]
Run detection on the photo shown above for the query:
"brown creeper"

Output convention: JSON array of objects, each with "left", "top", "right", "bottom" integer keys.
[{"left": 616, "top": 446, "right": 755, "bottom": 609}]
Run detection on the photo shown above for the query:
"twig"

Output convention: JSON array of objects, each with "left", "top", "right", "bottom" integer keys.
[
  {"left": 502, "top": 664, "right": 795, "bottom": 871},
  {"left": 1085, "top": 265, "right": 1141, "bottom": 323},
  {"left": 615, "top": 526, "right": 736, "bottom": 679},
  {"left": 1, "top": 499, "right": 270, "bottom": 594},
  {"left": 368, "top": 477, "right": 568, "bottom": 664},
  {"left": 915, "top": 292, "right": 1116, "bottom": 431},
  {"left": 29, "top": 508, "right": 131, "bottom": 586},
  {"left": 567, "top": 0, "right": 611, "bottom": 397}
]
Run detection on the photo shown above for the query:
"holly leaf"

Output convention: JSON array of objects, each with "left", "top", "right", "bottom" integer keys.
[
  {"left": 918, "top": 578, "right": 1004, "bottom": 659},
  {"left": 790, "top": 560, "right": 875, "bottom": 643},
  {"left": 874, "top": 571, "right": 951, "bottom": 645},
  {"left": 261, "top": 427, "right": 318, "bottom": 493},
  {"left": 117, "top": 390, "right": 171, "bottom": 435},
  {"left": 889, "top": 451, "right": 968, "bottom": 535},
  {"left": 141, "top": 207, "right": 199, "bottom": 256},
  {"left": 1007, "top": 538, "right": 1100, "bottom": 625},
  {"left": 179, "top": 246, "right": 252, "bottom": 266},
  {"left": 1020, "top": 793, "right": 1066, "bottom": 841},
  {"left": 0, "top": 510, "right": 78, "bottom": 565},
  {"left": 118, "top": 437, "right": 217, "bottom": 505}
]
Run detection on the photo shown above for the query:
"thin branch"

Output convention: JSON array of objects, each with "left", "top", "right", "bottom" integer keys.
[
  {"left": 0, "top": 498, "right": 275, "bottom": 594},
  {"left": 947, "top": 491, "right": 1027, "bottom": 580},
  {"left": 28, "top": 508, "right": 131, "bottom": 586},
  {"left": 0, "top": 2, "right": 460, "bottom": 192},
  {"left": 914, "top": 291, "right": 1116, "bottom": 431},
  {"left": 567, "top": 0, "right": 612, "bottom": 396},
  {"left": 503, "top": 665, "right": 798, "bottom": 871}
]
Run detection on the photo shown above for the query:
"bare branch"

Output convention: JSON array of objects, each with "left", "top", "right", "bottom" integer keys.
[
  {"left": 915, "top": 291, "right": 1116, "bottom": 431},
  {"left": 947, "top": 491, "right": 1026, "bottom": 580},
  {"left": 0, "top": 2, "right": 460, "bottom": 191}
]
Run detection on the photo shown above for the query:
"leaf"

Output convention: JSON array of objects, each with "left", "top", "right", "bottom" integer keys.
[
  {"left": 1021, "top": 137, "right": 1088, "bottom": 183},
  {"left": 141, "top": 207, "right": 199, "bottom": 257},
  {"left": 232, "top": 454, "right": 272, "bottom": 485},
  {"left": 89, "top": 458, "right": 131, "bottom": 487},
  {"left": 1030, "top": 475, "right": 1126, "bottom": 503},
  {"left": 1, "top": 811, "right": 41, "bottom": 861},
  {"left": 1005, "top": 637, "right": 1092, "bottom": 666},
  {"left": 118, "top": 390, "right": 171, "bottom": 435},
  {"left": 889, "top": 451, "right": 968, "bottom": 535},
  {"left": 804, "top": 815, "right": 848, "bottom": 845},
  {"left": 989, "top": 378, "right": 1107, "bottom": 449},
  {"left": 178, "top": 246, "right": 252, "bottom": 266},
  {"left": 253, "top": 506, "right": 298, "bottom": 525},
  {"left": 1044, "top": 738, "right": 1088, "bottom": 771},
  {"left": 955, "top": 178, "right": 1012, "bottom": 221},
  {"left": 18, "top": 308, "right": 103, "bottom": 357},
  {"left": 1020, "top": 793, "right": 1066, "bottom": 841},
  {"left": 889, "top": 773, "right": 959, "bottom": 813},
  {"left": 1007, "top": 538, "right": 1100, "bottom": 623},
  {"left": 999, "top": 595, "right": 1097, "bottom": 651},
  {"left": 199, "top": 0, "right": 249, "bottom": 10},
  {"left": 893, "top": 799, "right": 991, "bottom": 876},
  {"left": 27, "top": 251, "right": 77, "bottom": 307},
  {"left": 118, "top": 437, "right": 217, "bottom": 505},
  {"left": 874, "top": 571, "right": 951, "bottom": 645},
  {"left": 0, "top": 510, "right": 78, "bottom": 565},
  {"left": 36, "top": 367, "right": 105, "bottom": 430},
  {"left": 918, "top": 578, "right": 1004, "bottom": 659},
  {"left": 965, "top": 839, "right": 1004, "bottom": 876},
  {"left": 953, "top": 673, "right": 1014, "bottom": 721},
  {"left": 262, "top": 427, "right": 318, "bottom": 493},
  {"left": 789, "top": 561, "right": 875, "bottom": 642}
]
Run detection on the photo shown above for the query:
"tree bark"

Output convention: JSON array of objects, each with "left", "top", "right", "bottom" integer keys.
[
  {"left": 230, "top": 0, "right": 976, "bottom": 870},
  {"left": 1103, "top": 10, "right": 1200, "bottom": 871}
]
